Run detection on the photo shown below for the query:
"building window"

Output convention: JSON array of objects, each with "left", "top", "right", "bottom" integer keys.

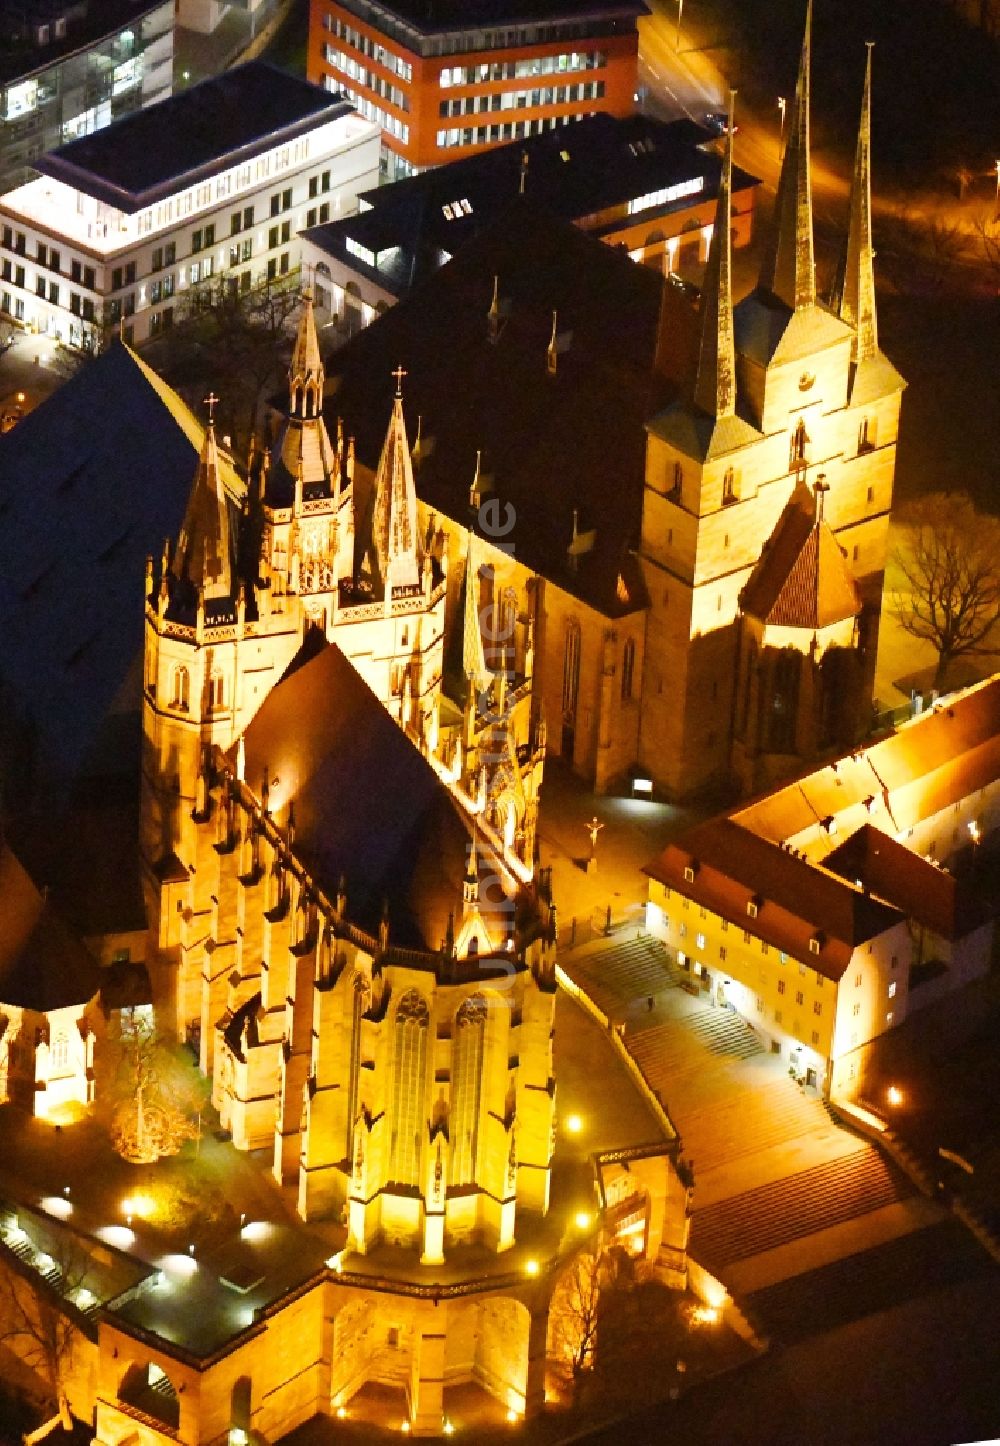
[
  {"left": 720, "top": 918, "right": 728, "bottom": 933},
  {"left": 777, "top": 980, "right": 786, "bottom": 995},
  {"left": 389, "top": 990, "right": 429, "bottom": 1187},
  {"left": 719, "top": 945, "right": 727, "bottom": 962},
  {"left": 208, "top": 672, "right": 224, "bottom": 711},
  {"left": 722, "top": 467, "right": 738, "bottom": 504},
  {"left": 670, "top": 461, "right": 682, "bottom": 498},
  {"left": 790, "top": 418, "right": 809, "bottom": 469},
  {"left": 811, "top": 1030, "right": 820, "bottom": 1045},
  {"left": 451, "top": 995, "right": 487, "bottom": 1186},
  {"left": 695, "top": 933, "right": 706, "bottom": 950},
  {"left": 621, "top": 637, "right": 636, "bottom": 702},
  {"left": 775, "top": 1009, "right": 783, "bottom": 1025},
  {"left": 858, "top": 416, "right": 876, "bottom": 452},
  {"left": 795, "top": 990, "right": 804, "bottom": 1006},
  {"left": 171, "top": 665, "right": 190, "bottom": 711},
  {"left": 813, "top": 1001, "right": 822, "bottom": 1015},
  {"left": 562, "top": 618, "right": 581, "bottom": 722},
  {"left": 855, "top": 973, "right": 862, "bottom": 987},
  {"left": 852, "top": 1002, "right": 861, "bottom": 1017},
  {"left": 888, "top": 981, "right": 896, "bottom": 998},
  {"left": 809, "top": 938, "right": 821, "bottom": 955}
]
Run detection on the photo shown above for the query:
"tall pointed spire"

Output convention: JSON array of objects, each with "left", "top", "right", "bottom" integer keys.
[
  {"left": 462, "top": 532, "right": 490, "bottom": 695},
  {"left": 694, "top": 91, "right": 737, "bottom": 418},
  {"left": 835, "top": 44, "right": 877, "bottom": 363},
  {"left": 365, "top": 367, "right": 421, "bottom": 592},
  {"left": 759, "top": 0, "right": 815, "bottom": 310},
  {"left": 289, "top": 288, "right": 325, "bottom": 419},
  {"left": 172, "top": 397, "right": 232, "bottom": 602}
]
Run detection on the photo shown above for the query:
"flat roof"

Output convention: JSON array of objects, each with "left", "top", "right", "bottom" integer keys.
[
  {"left": 339, "top": 0, "right": 647, "bottom": 41},
  {"left": 0, "top": 0, "right": 170, "bottom": 86},
  {"left": 305, "top": 113, "right": 756, "bottom": 301},
  {"left": 34, "top": 62, "right": 352, "bottom": 213}
]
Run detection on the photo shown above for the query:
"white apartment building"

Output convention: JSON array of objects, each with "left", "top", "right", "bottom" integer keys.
[{"left": 0, "top": 60, "right": 380, "bottom": 347}]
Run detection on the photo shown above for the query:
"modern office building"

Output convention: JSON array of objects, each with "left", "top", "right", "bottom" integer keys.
[
  {"left": 0, "top": 61, "right": 379, "bottom": 347},
  {"left": 307, "top": 0, "right": 647, "bottom": 179},
  {"left": 300, "top": 110, "right": 759, "bottom": 331},
  {"left": 0, "top": 0, "right": 173, "bottom": 194}
]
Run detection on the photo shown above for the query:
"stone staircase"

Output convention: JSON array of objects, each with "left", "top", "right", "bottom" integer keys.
[
  {"left": 562, "top": 934, "right": 683, "bottom": 1016},
  {"left": 690, "top": 1144, "right": 916, "bottom": 1274}
]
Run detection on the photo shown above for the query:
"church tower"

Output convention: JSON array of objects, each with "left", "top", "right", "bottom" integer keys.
[
  {"left": 141, "top": 406, "right": 304, "bottom": 1038},
  {"left": 638, "top": 12, "right": 904, "bottom": 797}
]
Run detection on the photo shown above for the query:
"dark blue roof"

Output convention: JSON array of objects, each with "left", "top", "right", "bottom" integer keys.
[{"left": 0, "top": 342, "right": 200, "bottom": 786}]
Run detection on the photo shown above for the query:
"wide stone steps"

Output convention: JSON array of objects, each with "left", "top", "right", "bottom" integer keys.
[
  {"left": 563, "top": 935, "right": 681, "bottom": 1015},
  {"left": 690, "top": 1145, "right": 915, "bottom": 1273}
]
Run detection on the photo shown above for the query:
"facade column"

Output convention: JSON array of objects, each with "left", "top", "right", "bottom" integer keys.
[
  {"left": 409, "top": 1305, "right": 446, "bottom": 1436},
  {"left": 523, "top": 1304, "right": 549, "bottom": 1419}
]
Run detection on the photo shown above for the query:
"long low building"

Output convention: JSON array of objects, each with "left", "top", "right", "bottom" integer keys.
[
  {"left": 0, "top": 61, "right": 380, "bottom": 347},
  {"left": 645, "top": 674, "right": 1000, "bottom": 1098}
]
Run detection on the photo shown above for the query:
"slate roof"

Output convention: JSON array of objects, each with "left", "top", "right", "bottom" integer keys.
[
  {"left": 644, "top": 817, "right": 903, "bottom": 982},
  {"left": 35, "top": 63, "right": 351, "bottom": 212},
  {"left": 231, "top": 637, "right": 525, "bottom": 957},
  {"left": 304, "top": 112, "right": 758, "bottom": 304},
  {"left": 0, "top": 340, "right": 233, "bottom": 787},
  {"left": 733, "top": 291, "right": 853, "bottom": 368},
  {"left": 740, "top": 483, "right": 859, "bottom": 630},
  {"left": 0, "top": 844, "right": 101, "bottom": 1012},
  {"left": 323, "top": 199, "right": 667, "bottom": 617}
]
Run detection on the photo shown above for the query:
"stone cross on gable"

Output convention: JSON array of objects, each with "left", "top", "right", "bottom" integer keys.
[
  {"left": 814, "top": 472, "right": 830, "bottom": 523},
  {"left": 203, "top": 391, "right": 220, "bottom": 425},
  {"left": 392, "top": 366, "right": 407, "bottom": 398}
]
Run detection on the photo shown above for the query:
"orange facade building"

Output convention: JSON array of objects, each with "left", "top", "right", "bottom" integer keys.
[{"left": 307, "top": 0, "right": 646, "bottom": 178}]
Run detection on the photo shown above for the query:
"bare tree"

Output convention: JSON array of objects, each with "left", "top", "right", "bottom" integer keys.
[
  {"left": 891, "top": 493, "right": 1000, "bottom": 686},
  {"left": 0, "top": 1236, "right": 90, "bottom": 1428},
  {"left": 549, "top": 1250, "right": 602, "bottom": 1402},
  {"left": 152, "top": 274, "right": 303, "bottom": 457},
  {"left": 107, "top": 1008, "right": 198, "bottom": 1163}
]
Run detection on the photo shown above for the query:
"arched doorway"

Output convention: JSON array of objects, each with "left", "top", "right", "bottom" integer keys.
[{"left": 118, "top": 1360, "right": 180, "bottom": 1430}]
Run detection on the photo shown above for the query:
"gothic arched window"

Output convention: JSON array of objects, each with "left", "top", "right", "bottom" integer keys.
[
  {"left": 722, "top": 467, "right": 739, "bottom": 505},
  {"left": 208, "top": 671, "right": 224, "bottom": 711},
  {"left": 562, "top": 619, "right": 581, "bottom": 720},
  {"left": 389, "top": 990, "right": 429, "bottom": 1186},
  {"left": 171, "top": 665, "right": 190, "bottom": 712},
  {"left": 451, "top": 994, "right": 487, "bottom": 1186},
  {"left": 790, "top": 419, "right": 809, "bottom": 469},
  {"left": 621, "top": 637, "right": 636, "bottom": 702}
]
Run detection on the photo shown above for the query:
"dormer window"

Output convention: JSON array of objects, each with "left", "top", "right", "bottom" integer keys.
[
  {"left": 683, "top": 863, "right": 697, "bottom": 884},
  {"left": 809, "top": 935, "right": 822, "bottom": 955},
  {"left": 747, "top": 897, "right": 760, "bottom": 919}
]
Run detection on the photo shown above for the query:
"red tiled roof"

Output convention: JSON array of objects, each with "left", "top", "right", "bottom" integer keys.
[
  {"left": 643, "top": 817, "right": 903, "bottom": 982},
  {"left": 741, "top": 484, "right": 859, "bottom": 630},
  {"left": 823, "top": 824, "right": 989, "bottom": 940}
]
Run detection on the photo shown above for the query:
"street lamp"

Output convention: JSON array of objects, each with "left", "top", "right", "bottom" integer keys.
[{"left": 778, "top": 96, "right": 787, "bottom": 138}]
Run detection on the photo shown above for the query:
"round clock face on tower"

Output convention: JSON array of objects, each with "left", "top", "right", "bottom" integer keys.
[{"left": 798, "top": 371, "right": 816, "bottom": 391}]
